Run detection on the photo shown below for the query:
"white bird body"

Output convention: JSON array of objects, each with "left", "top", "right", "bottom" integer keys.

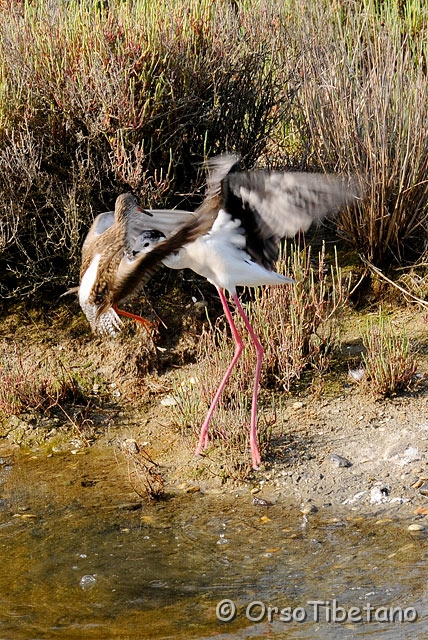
[{"left": 162, "top": 209, "right": 293, "bottom": 291}]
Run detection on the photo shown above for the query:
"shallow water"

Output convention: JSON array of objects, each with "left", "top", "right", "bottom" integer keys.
[{"left": 0, "top": 446, "right": 426, "bottom": 640}]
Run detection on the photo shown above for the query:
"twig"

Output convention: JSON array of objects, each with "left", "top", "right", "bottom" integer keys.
[{"left": 359, "top": 254, "right": 428, "bottom": 311}]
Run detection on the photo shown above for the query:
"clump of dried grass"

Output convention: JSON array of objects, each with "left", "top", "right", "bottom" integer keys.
[
  {"left": 0, "top": 341, "right": 104, "bottom": 440},
  {"left": 0, "top": 346, "right": 81, "bottom": 419},
  {"left": 120, "top": 439, "right": 165, "bottom": 500},
  {"left": 251, "top": 242, "right": 350, "bottom": 390},
  {"left": 280, "top": 0, "right": 428, "bottom": 268}
]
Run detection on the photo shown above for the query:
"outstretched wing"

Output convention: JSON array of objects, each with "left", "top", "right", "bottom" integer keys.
[
  {"left": 223, "top": 170, "right": 361, "bottom": 267},
  {"left": 105, "top": 203, "right": 215, "bottom": 310}
]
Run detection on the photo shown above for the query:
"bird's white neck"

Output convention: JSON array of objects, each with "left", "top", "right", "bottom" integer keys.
[
  {"left": 79, "top": 253, "right": 101, "bottom": 305},
  {"left": 162, "top": 249, "right": 187, "bottom": 270}
]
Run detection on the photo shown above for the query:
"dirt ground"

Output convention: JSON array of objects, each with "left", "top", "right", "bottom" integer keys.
[{"left": 1, "top": 297, "right": 428, "bottom": 522}]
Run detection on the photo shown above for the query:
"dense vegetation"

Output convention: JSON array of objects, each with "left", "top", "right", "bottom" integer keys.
[{"left": 1, "top": 0, "right": 428, "bottom": 300}]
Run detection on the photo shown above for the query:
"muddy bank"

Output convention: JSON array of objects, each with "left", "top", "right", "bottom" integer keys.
[{"left": 1, "top": 301, "right": 428, "bottom": 522}]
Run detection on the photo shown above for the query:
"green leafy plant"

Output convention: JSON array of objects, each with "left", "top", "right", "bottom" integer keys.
[{"left": 360, "top": 310, "right": 417, "bottom": 397}]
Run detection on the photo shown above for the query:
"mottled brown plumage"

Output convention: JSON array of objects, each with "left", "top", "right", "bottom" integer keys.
[
  {"left": 78, "top": 192, "right": 214, "bottom": 335},
  {"left": 81, "top": 195, "right": 138, "bottom": 313}
]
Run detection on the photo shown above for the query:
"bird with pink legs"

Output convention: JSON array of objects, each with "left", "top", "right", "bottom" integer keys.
[
  {"left": 76, "top": 155, "right": 360, "bottom": 469},
  {"left": 158, "top": 156, "right": 360, "bottom": 468}
]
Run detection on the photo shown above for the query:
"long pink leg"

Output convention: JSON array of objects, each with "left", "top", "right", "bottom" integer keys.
[
  {"left": 194, "top": 288, "right": 262, "bottom": 469},
  {"left": 195, "top": 288, "right": 244, "bottom": 456},
  {"left": 231, "top": 293, "right": 263, "bottom": 469}
]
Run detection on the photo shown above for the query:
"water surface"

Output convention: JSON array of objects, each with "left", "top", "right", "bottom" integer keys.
[{"left": 0, "top": 446, "right": 426, "bottom": 639}]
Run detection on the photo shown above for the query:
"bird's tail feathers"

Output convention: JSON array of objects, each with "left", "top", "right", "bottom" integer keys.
[
  {"left": 60, "top": 286, "right": 79, "bottom": 298},
  {"left": 96, "top": 307, "right": 123, "bottom": 337}
]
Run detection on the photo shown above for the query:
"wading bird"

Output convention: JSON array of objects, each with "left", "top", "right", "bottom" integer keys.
[
  {"left": 129, "top": 155, "right": 360, "bottom": 468},
  {"left": 75, "top": 192, "right": 213, "bottom": 336}
]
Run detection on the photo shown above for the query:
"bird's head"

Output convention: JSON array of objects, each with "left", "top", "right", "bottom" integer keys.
[{"left": 114, "top": 192, "right": 142, "bottom": 219}]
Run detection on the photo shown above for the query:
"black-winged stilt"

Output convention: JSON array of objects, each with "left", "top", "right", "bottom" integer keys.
[{"left": 134, "top": 155, "right": 360, "bottom": 468}]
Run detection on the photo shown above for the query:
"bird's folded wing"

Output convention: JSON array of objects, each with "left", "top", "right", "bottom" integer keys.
[{"left": 138, "top": 209, "right": 196, "bottom": 234}]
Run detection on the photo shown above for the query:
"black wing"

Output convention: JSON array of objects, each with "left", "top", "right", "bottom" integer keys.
[{"left": 223, "top": 170, "right": 360, "bottom": 268}]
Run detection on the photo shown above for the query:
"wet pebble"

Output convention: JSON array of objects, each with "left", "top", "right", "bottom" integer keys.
[
  {"left": 79, "top": 574, "right": 97, "bottom": 590},
  {"left": 418, "top": 482, "right": 428, "bottom": 497},
  {"left": 70, "top": 438, "right": 84, "bottom": 451},
  {"left": 185, "top": 485, "right": 200, "bottom": 494},
  {"left": 149, "top": 580, "right": 168, "bottom": 588},
  {"left": 252, "top": 496, "right": 272, "bottom": 507},
  {"left": 216, "top": 533, "right": 229, "bottom": 545},
  {"left": 408, "top": 523, "right": 425, "bottom": 532},
  {"left": 300, "top": 504, "right": 318, "bottom": 515},
  {"left": 329, "top": 453, "right": 352, "bottom": 468},
  {"left": 411, "top": 477, "right": 428, "bottom": 489}
]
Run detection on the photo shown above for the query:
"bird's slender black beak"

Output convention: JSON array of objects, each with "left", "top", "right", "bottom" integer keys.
[{"left": 141, "top": 208, "right": 154, "bottom": 217}]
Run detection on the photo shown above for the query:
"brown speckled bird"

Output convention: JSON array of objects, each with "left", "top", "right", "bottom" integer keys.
[{"left": 77, "top": 192, "right": 213, "bottom": 336}]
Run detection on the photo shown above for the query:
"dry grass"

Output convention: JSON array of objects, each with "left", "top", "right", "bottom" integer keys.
[
  {"left": 120, "top": 439, "right": 165, "bottom": 500},
  {"left": 281, "top": 0, "right": 428, "bottom": 267},
  {"left": 0, "top": 346, "right": 80, "bottom": 417},
  {"left": 250, "top": 242, "right": 350, "bottom": 390},
  {"left": 0, "top": 342, "right": 100, "bottom": 443}
]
